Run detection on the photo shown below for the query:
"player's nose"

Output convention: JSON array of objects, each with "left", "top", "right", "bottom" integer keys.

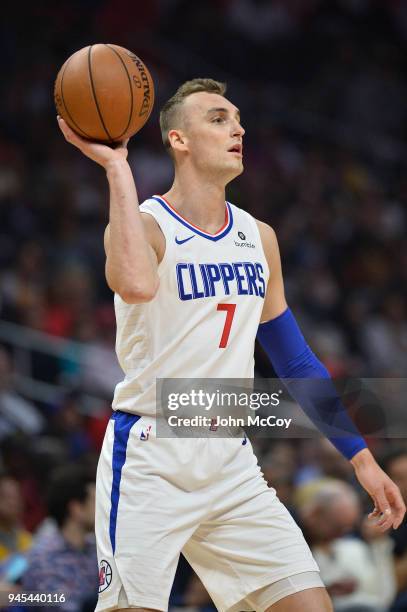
[{"left": 232, "top": 120, "right": 245, "bottom": 138}]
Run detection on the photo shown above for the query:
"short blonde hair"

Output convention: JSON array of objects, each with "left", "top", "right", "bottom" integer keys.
[{"left": 159, "top": 78, "right": 227, "bottom": 154}]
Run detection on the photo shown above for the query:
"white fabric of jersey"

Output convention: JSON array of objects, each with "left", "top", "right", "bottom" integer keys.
[{"left": 112, "top": 196, "right": 269, "bottom": 417}]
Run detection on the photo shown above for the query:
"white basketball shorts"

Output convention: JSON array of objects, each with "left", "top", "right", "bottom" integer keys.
[{"left": 95, "top": 411, "right": 321, "bottom": 612}]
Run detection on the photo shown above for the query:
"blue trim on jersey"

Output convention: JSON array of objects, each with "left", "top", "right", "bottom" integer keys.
[
  {"left": 151, "top": 196, "right": 234, "bottom": 241},
  {"left": 109, "top": 410, "right": 140, "bottom": 554}
]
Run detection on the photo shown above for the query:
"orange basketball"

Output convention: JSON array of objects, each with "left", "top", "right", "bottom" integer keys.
[{"left": 54, "top": 44, "right": 154, "bottom": 143}]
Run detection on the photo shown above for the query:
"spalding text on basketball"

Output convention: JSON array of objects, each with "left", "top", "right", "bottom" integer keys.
[{"left": 127, "top": 52, "right": 152, "bottom": 117}]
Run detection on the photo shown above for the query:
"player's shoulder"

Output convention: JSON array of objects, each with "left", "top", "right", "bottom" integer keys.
[
  {"left": 255, "top": 219, "right": 277, "bottom": 241},
  {"left": 138, "top": 198, "right": 166, "bottom": 243},
  {"left": 226, "top": 200, "right": 260, "bottom": 228},
  {"left": 226, "top": 199, "right": 252, "bottom": 218},
  {"left": 139, "top": 196, "right": 161, "bottom": 211},
  {"left": 228, "top": 202, "right": 275, "bottom": 231},
  {"left": 140, "top": 207, "right": 161, "bottom": 230},
  {"left": 227, "top": 201, "right": 278, "bottom": 246},
  {"left": 103, "top": 197, "right": 165, "bottom": 258},
  {"left": 138, "top": 196, "right": 168, "bottom": 233},
  {"left": 252, "top": 218, "right": 279, "bottom": 265}
]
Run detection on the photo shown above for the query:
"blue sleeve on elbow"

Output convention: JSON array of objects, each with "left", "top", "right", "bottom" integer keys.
[{"left": 257, "top": 308, "right": 367, "bottom": 460}]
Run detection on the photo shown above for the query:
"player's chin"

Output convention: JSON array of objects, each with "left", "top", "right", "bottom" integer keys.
[
  {"left": 233, "top": 162, "right": 244, "bottom": 178},
  {"left": 227, "top": 159, "right": 244, "bottom": 179}
]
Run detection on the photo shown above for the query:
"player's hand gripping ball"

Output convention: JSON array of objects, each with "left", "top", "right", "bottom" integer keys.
[{"left": 54, "top": 44, "right": 154, "bottom": 143}]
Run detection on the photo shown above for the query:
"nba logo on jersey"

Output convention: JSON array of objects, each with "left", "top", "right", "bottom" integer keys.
[{"left": 140, "top": 425, "right": 152, "bottom": 441}]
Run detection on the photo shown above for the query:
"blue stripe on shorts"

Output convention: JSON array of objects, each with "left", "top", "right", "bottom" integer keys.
[{"left": 109, "top": 410, "right": 140, "bottom": 554}]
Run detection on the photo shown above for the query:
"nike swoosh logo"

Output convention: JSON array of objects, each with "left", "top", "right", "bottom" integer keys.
[{"left": 175, "top": 235, "right": 195, "bottom": 245}]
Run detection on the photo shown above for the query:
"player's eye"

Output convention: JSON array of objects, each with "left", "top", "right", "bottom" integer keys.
[{"left": 212, "top": 117, "right": 225, "bottom": 123}]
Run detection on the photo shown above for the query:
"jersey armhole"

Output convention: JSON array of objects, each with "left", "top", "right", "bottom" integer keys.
[
  {"left": 139, "top": 208, "right": 172, "bottom": 277},
  {"left": 248, "top": 213, "right": 270, "bottom": 282}
]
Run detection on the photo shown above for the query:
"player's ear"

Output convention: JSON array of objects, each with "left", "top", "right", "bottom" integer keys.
[{"left": 168, "top": 129, "right": 188, "bottom": 153}]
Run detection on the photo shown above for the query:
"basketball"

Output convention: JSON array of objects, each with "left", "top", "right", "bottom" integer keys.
[{"left": 54, "top": 44, "right": 154, "bottom": 143}]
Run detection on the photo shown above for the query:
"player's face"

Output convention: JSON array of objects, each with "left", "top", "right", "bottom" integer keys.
[{"left": 180, "top": 92, "right": 245, "bottom": 183}]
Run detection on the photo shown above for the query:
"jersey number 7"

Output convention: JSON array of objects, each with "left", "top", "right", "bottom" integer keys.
[{"left": 217, "top": 303, "right": 236, "bottom": 348}]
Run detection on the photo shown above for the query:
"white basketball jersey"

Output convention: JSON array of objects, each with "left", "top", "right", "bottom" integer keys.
[{"left": 112, "top": 195, "right": 269, "bottom": 416}]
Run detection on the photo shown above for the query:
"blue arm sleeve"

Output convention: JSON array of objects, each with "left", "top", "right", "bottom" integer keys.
[{"left": 257, "top": 308, "right": 367, "bottom": 460}]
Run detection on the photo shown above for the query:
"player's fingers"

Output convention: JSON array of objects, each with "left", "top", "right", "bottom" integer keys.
[
  {"left": 373, "top": 491, "right": 393, "bottom": 530},
  {"left": 374, "top": 490, "right": 391, "bottom": 515},
  {"left": 57, "top": 115, "right": 71, "bottom": 137},
  {"left": 395, "top": 506, "right": 406, "bottom": 527},
  {"left": 57, "top": 116, "right": 86, "bottom": 148},
  {"left": 377, "top": 509, "right": 392, "bottom": 531},
  {"left": 113, "top": 138, "right": 129, "bottom": 151},
  {"left": 393, "top": 513, "right": 405, "bottom": 529},
  {"left": 57, "top": 116, "right": 75, "bottom": 141},
  {"left": 389, "top": 489, "right": 406, "bottom": 529},
  {"left": 368, "top": 507, "right": 380, "bottom": 519}
]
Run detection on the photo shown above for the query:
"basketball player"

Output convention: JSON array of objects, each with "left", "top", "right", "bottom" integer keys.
[{"left": 57, "top": 79, "right": 405, "bottom": 612}]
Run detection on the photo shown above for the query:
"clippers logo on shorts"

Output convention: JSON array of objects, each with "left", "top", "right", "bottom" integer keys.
[
  {"left": 98, "top": 560, "right": 112, "bottom": 593},
  {"left": 176, "top": 261, "right": 266, "bottom": 301}
]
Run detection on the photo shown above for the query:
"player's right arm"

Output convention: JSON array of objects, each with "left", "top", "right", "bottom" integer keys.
[
  {"left": 102, "top": 160, "right": 162, "bottom": 303},
  {"left": 58, "top": 116, "right": 163, "bottom": 303}
]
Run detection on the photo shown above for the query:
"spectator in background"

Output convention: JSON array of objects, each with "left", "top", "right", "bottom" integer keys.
[
  {"left": 0, "top": 347, "right": 44, "bottom": 441},
  {"left": 296, "top": 479, "right": 395, "bottom": 612},
  {"left": 260, "top": 443, "right": 297, "bottom": 516},
  {"left": 379, "top": 447, "right": 407, "bottom": 611},
  {"left": 79, "top": 304, "right": 123, "bottom": 397},
  {"left": 296, "top": 439, "right": 355, "bottom": 486},
  {"left": 0, "top": 472, "right": 31, "bottom": 606},
  {"left": 0, "top": 473, "right": 32, "bottom": 569},
  {"left": 49, "top": 392, "right": 92, "bottom": 460},
  {"left": 360, "top": 295, "right": 407, "bottom": 376},
  {"left": 22, "top": 464, "right": 98, "bottom": 612},
  {"left": 0, "top": 241, "right": 45, "bottom": 325},
  {"left": 0, "top": 436, "right": 47, "bottom": 533}
]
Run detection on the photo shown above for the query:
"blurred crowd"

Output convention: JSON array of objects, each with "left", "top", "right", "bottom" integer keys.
[{"left": 0, "top": 0, "right": 406, "bottom": 611}]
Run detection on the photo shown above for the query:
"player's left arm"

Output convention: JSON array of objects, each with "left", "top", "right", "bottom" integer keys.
[
  {"left": 256, "top": 220, "right": 288, "bottom": 323},
  {"left": 256, "top": 220, "right": 406, "bottom": 530}
]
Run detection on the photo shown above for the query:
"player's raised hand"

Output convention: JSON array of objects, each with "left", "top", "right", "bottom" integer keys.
[
  {"left": 351, "top": 448, "right": 406, "bottom": 531},
  {"left": 57, "top": 116, "right": 129, "bottom": 168}
]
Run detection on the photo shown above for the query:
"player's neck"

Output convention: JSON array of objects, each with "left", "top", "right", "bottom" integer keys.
[{"left": 163, "top": 175, "right": 227, "bottom": 234}]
